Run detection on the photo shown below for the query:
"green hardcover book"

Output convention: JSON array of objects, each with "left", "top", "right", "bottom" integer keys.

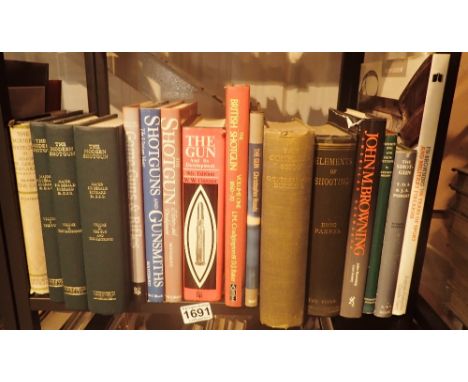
[
  {"left": 30, "top": 122, "right": 64, "bottom": 302},
  {"left": 259, "top": 120, "right": 314, "bottom": 328},
  {"left": 362, "top": 133, "right": 397, "bottom": 314},
  {"left": 46, "top": 120, "right": 90, "bottom": 310},
  {"left": 74, "top": 118, "right": 131, "bottom": 315}
]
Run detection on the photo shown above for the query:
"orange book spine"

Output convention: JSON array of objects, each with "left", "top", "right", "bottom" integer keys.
[
  {"left": 182, "top": 127, "right": 225, "bottom": 301},
  {"left": 224, "top": 84, "right": 250, "bottom": 307},
  {"left": 161, "top": 102, "right": 197, "bottom": 302}
]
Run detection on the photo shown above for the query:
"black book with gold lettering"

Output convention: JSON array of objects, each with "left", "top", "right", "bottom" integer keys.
[
  {"left": 45, "top": 115, "right": 99, "bottom": 310},
  {"left": 74, "top": 118, "right": 131, "bottom": 314},
  {"left": 307, "top": 121, "right": 357, "bottom": 317}
]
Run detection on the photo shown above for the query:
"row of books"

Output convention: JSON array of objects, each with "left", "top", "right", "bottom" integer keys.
[
  {"left": 10, "top": 112, "right": 131, "bottom": 314},
  {"left": 10, "top": 53, "right": 450, "bottom": 328}
]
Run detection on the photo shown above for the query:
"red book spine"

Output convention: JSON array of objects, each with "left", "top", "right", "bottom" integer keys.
[
  {"left": 224, "top": 84, "right": 250, "bottom": 307},
  {"left": 182, "top": 127, "right": 225, "bottom": 301}
]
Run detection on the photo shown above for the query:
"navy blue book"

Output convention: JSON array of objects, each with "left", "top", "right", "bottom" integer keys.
[{"left": 140, "top": 104, "right": 165, "bottom": 302}]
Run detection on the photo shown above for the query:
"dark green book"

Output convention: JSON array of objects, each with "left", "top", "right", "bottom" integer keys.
[
  {"left": 30, "top": 122, "right": 64, "bottom": 302},
  {"left": 363, "top": 133, "right": 397, "bottom": 314},
  {"left": 45, "top": 121, "right": 88, "bottom": 310},
  {"left": 74, "top": 118, "right": 131, "bottom": 315}
]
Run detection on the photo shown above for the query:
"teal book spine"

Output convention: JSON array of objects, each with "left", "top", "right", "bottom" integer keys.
[
  {"left": 363, "top": 134, "right": 397, "bottom": 314},
  {"left": 45, "top": 123, "right": 88, "bottom": 309},
  {"left": 30, "top": 122, "right": 64, "bottom": 302},
  {"left": 74, "top": 124, "right": 131, "bottom": 314}
]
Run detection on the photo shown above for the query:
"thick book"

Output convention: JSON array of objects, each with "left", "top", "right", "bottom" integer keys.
[
  {"left": 245, "top": 111, "right": 265, "bottom": 307},
  {"left": 140, "top": 104, "right": 165, "bottom": 302},
  {"left": 30, "top": 121, "right": 64, "bottom": 301},
  {"left": 362, "top": 133, "right": 397, "bottom": 314},
  {"left": 337, "top": 110, "right": 386, "bottom": 318},
  {"left": 9, "top": 122, "right": 49, "bottom": 295},
  {"left": 182, "top": 118, "right": 225, "bottom": 301},
  {"left": 45, "top": 116, "right": 97, "bottom": 309},
  {"left": 307, "top": 122, "right": 357, "bottom": 317},
  {"left": 123, "top": 103, "right": 151, "bottom": 300},
  {"left": 161, "top": 101, "right": 198, "bottom": 302},
  {"left": 374, "top": 145, "right": 417, "bottom": 317},
  {"left": 74, "top": 118, "right": 131, "bottom": 314},
  {"left": 393, "top": 54, "right": 450, "bottom": 315},
  {"left": 259, "top": 120, "right": 314, "bottom": 328},
  {"left": 225, "top": 84, "right": 250, "bottom": 307}
]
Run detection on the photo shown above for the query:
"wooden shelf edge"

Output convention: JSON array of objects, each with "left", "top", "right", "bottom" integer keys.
[{"left": 29, "top": 296, "right": 259, "bottom": 317}]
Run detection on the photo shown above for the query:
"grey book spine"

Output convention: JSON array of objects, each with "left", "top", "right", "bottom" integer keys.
[
  {"left": 374, "top": 147, "right": 416, "bottom": 318},
  {"left": 30, "top": 122, "right": 64, "bottom": 302}
]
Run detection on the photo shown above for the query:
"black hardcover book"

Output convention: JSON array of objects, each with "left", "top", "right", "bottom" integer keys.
[
  {"left": 45, "top": 121, "right": 88, "bottom": 310},
  {"left": 74, "top": 119, "right": 131, "bottom": 315},
  {"left": 307, "top": 122, "right": 357, "bottom": 316},
  {"left": 329, "top": 109, "right": 386, "bottom": 318}
]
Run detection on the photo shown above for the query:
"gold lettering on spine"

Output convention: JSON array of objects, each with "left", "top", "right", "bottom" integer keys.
[
  {"left": 82, "top": 144, "right": 108, "bottom": 160},
  {"left": 49, "top": 141, "right": 75, "bottom": 157},
  {"left": 64, "top": 285, "right": 87, "bottom": 296},
  {"left": 88, "top": 181, "right": 108, "bottom": 199},
  {"left": 49, "top": 278, "right": 64, "bottom": 288},
  {"left": 89, "top": 222, "right": 114, "bottom": 242},
  {"left": 93, "top": 290, "right": 117, "bottom": 301}
]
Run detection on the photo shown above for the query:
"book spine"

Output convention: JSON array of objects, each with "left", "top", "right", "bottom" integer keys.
[
  {"left": 182, "top": 127, "right": 225, "bottom": 301},
  {"left": 9, "top": 123, "right": 49, "bottom": 295},
  {"left": 123, "top": 106, "right": 146, "bottom": 300},
  {"left": 46, "top": 124, "right": 87, "bottom": 309},
  {"left": 362, "top": 134, "right": 397, "bottom": 314},
  {"left": 393, "top": 54, "right": 450, "bottom": 315},
  {"left": 140, "top": 108, "right": 165, "bottom": 303},
  {"left": 160, "top": 109, "right": 183, "bottom": 302},
  {"left": 225, "top": 84, "right": 250, "bottom": 307},
  {"left": 30, "top": 122, "right": 64, "bottom": 301},
  {"left": 259, "top": 126, "right": 314, "bottom": 328},
  {"left": 74, "top": 125, "right": 131, "bottom": 314},
  {"left": 340, "top": 120, "right": 385, "bottom": 318},
  {"left": 374, "top": 149, "right": 416, "bottom": 317},
  {"left": 307, "top": 137, "right": 356, "bottom": 316},
  {"left": 245, "top": 111, "right": 264, "bottom": 307}
]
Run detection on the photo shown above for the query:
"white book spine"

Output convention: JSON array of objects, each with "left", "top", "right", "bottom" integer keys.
[
  {"left": 10, "top": 123, "right": 49, "bottom": 294},
  {"left": 392, "top": 54, "right": 451, "bottom": 315},
  {"left": 123, "top": 106, "right": 147, "bottom": 296}
]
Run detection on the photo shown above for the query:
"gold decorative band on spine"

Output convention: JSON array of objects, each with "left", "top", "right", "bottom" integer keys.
[
  {"left": 48, "top": 278, "right": 64, "bottom": 288},
  {"left": 93, "top": 290, "right": 117, "bottom": 301},
  {"left": 64, "top": 285, "right": 87, "bottom": 296}
]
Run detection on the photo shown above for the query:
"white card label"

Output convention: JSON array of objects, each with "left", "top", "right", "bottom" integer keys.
[{"left": 180, "top": 302, "right": 213, "bottom": 325}]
